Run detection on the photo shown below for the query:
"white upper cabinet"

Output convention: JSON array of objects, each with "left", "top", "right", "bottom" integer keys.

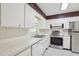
[
  {"left": 1, "top": 3, "right": 25, "bottom": 27},
  {"left": 64, "top": 22, "right": 70, "bottom": 29},
  {"left": 72, "top": 21, "right": 79, "bottom": 31},
  {"left": 1, "top": 4, "right": 46, "bottom": 28},
  {"left": 25, "top": 4, "right": 38, "bottom": 28},
  {"left": 25, "top": 4, "right": 46, "bottom": 29}
]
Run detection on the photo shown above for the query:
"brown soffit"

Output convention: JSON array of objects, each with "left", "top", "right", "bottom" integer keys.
[
  {"left": 28, "top": 3, "right": 47, "bottom": 19},
  {"left": 28, "top": 3, "right": 79, "bottom": 20},
  {"left": 46, "top": 11, "right": 79, "bottom": 19}
]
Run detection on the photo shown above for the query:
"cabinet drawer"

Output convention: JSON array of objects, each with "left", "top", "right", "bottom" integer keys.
[
  {"left": 41, "top": 36, "right": 50, "bottom": 44},
  {"left": 40, "top": 36, "right": 50, "bottom": 49},
  {"left": 42, "top": 39, "right": 50, "bottom": 49},
  {"left": 63, "top": 36, "right": 70, "bottom": 49}
]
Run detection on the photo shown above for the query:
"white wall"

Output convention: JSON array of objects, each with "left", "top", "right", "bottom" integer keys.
[
  {"left": 25, "top": 4, "right": 47, "bottom": 29},
  {"left": 46, "top": 16, "right": 79, "bottom": 28}
]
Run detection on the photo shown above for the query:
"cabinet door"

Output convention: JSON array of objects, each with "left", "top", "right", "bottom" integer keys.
[
  {"left": 69, "top": 22, "right": 74, "bottom": 30},
  {"left": 32, "top": 41, "right": 44, "bottom": 56},
  {"left": 63, "top": 36, "right": 70, "bottom": 49},
  {"left": 17, "top": 48, "right": 31, "bottom": 56},
  {"left": 41, "top": 36, "right": 50, "bottom": 50},
  {"left": 25, "top": 4, "right": 46, "bottom": 29},
  {"left": 1, "top": 3, "right": 25, "bottom": 27},
  {"left": 73, "top": 22, "right": 79, "bottom": 31},
  {"left": 72, "top": 33, "right": 79, "bottom": 52},
  {"left": 25, "top": 4, "right": 38, "bottom": 28},
  {"left": 32, "top": 36, "right": 50, "bottom": 56},
  {"left": 64, "top": 22, "right": 69, "bottom": 29}
]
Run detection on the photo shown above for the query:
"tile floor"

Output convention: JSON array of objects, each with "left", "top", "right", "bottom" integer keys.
[{"left": 44, "top": 47, "right": 79, "bottom": 56}]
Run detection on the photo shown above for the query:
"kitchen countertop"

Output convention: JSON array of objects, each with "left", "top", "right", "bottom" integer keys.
[
  {"left": 50, "top": 35, "right": 63, "bottom": 38},
  {"left": 0, "top": 28, "right": 48, "bottom": 56}
]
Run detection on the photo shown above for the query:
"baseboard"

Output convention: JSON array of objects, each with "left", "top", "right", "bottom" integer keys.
[
  {"left": 63, "top": 48, "right": 70, "bottom": 50},
  {"left": 71, "top": 51, "right": 79, "bottom": 54}
]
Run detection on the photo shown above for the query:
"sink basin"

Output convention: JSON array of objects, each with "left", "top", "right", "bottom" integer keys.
[{"left": 33, "top": 35, "right": 45, "bottom": 38}]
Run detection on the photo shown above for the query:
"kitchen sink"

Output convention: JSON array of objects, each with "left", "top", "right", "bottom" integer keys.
[{"left": 33, "top": 35, "right": 45, "bottom": 38}]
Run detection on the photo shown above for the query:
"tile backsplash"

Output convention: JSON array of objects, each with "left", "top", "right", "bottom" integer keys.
[{"left": 0, "top": 27, "right": 29, "bottom": 39}]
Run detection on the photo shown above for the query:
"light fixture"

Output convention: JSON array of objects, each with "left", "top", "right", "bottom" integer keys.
[{"left": 61, "top": 3, "right": 68, "bottom": 10}]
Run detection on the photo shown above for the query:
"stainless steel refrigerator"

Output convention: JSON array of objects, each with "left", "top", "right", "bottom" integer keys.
[{"left": 70, "top": 21, "right": 79, "bottom": 53}]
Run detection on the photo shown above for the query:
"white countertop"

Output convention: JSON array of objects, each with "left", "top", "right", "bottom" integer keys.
[
  {"left": 0, "top": 30, "right": 47, "bottom": 56},
  {"left": 50, "top": 35, "right": 63, "bottom": 38},
  {"left": 0, "top": 27, "right": 51, "bottom": 56}
]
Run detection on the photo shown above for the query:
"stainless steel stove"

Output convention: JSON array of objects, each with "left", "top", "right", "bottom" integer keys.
[
  {"left": 50, "top": 36, "right": 63, "bottom": 49},
  {"left": 50, "top": 30, "right": 63, "bottom": 49}
]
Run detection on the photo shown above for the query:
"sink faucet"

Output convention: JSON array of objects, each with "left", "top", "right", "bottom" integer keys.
[{"left": 35, "top": 23, "right": 39, "bottom": 35}]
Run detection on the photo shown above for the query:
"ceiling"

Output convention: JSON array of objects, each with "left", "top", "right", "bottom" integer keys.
[
  {"left": 37, "top": 3, "right": 79, "bottom": 16},
  {"left": 28, "top": 3, "right": 79, "bottom": 19}
]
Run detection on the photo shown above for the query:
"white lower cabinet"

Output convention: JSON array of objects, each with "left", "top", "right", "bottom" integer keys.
[
  {"left": 63, "top": 36, "right": 70, "bottom": 49},
  {"left": 32, "top": 36, "right": 50, "bottom": 56},
  {"left": 41, "top": 36, "right": 50, "bottom": 50},
  {"left": 32, "top": 41, "right": 44, "bottom": 56},
  {"left": 16, "top": 36, "right": 50, "bottom": 56},
  {"left": 16, "top": 48, "right": 31, "bottom": 56}
]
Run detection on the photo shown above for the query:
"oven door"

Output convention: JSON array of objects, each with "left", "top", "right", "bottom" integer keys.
[{"left": 50, "top": 37, "right": 63, "bottom": 46}]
